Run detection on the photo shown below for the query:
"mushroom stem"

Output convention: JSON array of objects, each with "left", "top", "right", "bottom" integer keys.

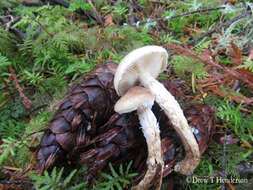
[
  {"left": 131, "top": 107, "right": 163, "bottom": 190},
  {"left": 139, "top": 72, "right": 200, "bottom": 175},
  {"left": 114, "top": 86, "right": 163, "bottom": 190}
]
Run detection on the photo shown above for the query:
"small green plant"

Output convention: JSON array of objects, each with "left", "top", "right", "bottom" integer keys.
[
  {"left": 236, "top": 60, "right": 253, "bottom": 72},
  {"left": 0, "top": 53, "right": 12, "bottom": 68},
  {"left": 0, "top": 137, "right": 25, "bottom": 167},
  {"left": 101, "top": 0, "right": 129, "bottom": 24},
  {"left": 183, "top": 0, "right": 203, "bottom": 10},
  {"left": 0, "top": 50, "right": 12, "bottom": 83},
  {"left": 97, "top": 161, "right": 138, "bottom": 190},
  {"left": 0, "top": 97, "right": 27, "bottom": 138},
  {"left": 216, "top": 100, "right": 253, "bottom": 150},
  {"left": 172, "top": 56, "right": 209, "bottom": 79},
  {"left": 217, "top": 101, "right": 243, "bottom": 126},
  {"left": 68, "top": 0, "right": 92, "bottom": 12},
  {"left": 23, "top": 70, "right": 44, "bottom": 86},
  {"left": 136, "top": 0, "right": 148, "bottom": 6},
  {"left": 29, "top": 167, "right": 88, "bottom": 190}
]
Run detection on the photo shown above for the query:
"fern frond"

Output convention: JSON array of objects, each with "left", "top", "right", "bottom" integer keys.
[
  {"left": 97, "top": 161, "right": 138, "bottom": 190},
  {"left": 0, "top": 97, "right": 27, "bottom": 138},
  {"left": 217, "top": 101, "right": 242, "bottom": 126},
  {"left": 19, "top": 38, "right": 33, "bottom": 56},
  {"left": 0, "top": 26, "right": 18, "bottom": 57},
  {"left": 68, "top": 0, "right": 92, "bottom": 12},
  {"left": 0, "top": 137, "right": 26, "bottom": 167},
  {"left": 236, "top": 60, "right": 253, "bottom": 72},
  {"left": 172, "top": 55, "right": 209, "bottom": 79},
  {"left": 0, "top": 53, "right": 12, "bottom": 69},
  {"left": 29, "top": 167, "right": 88, "bottom": 190},
  {"left": 216, "top": 100, "right": 253, "bottom": 149}
]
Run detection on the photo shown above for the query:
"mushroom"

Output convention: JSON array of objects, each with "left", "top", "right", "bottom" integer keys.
[
  {"left": 114, "top": 86, "right": 163, "bottom": 190},
  {"left": 114, "top": 45, "right": 200, "bottom": 176}
]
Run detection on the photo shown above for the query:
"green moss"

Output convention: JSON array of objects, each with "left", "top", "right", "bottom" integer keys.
[{"left": 171, "top": 55, "right": 209, "bottom": 80}]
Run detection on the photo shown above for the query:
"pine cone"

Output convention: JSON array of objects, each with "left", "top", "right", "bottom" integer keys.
[
  {"left": 37, "top": 62, "right": 216, "bottom": 184},
  {"left": 37, "top": 63, "right": 119, "bottom": 171}
]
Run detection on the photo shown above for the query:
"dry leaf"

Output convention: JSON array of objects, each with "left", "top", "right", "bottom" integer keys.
[
  {"left": 104, "top": 14, "right": 114, "bottom": 26},
  {"left": 231, "top": 41, "right": 242, "bottom": 66},
  {"left": 247, "top": 48, "right": 253, "bottom": 61}
]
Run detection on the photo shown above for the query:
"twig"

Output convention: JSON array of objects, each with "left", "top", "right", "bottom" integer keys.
[
  {"left": 137, "top": 6, "right": 225, "bottom": 25},
  {"left": 50, "top": 0, "right": 69, "bottom": 8},
  {"left": 0, "top": 15, "right": 9, "bottom": 24},
  {"left": 87, "top": 0, "right": 104, "bottom": 26},
  {"left": 231, "top": 80, "right": 240, "bottom": 91},
  {"left": 28, "top": 104, "right": 48, "bottom": 116},
  {"left": 11, "top": 28, "right": 27, "bottom": 39},
  {"left": 187, "top": 9, "right": 252, "bottom": 46},
  {"left": 22, "top": 1, "right": 43, "bottom": 6},
  {"left": 128, "top": 0, "right": 135, "bottom": 26},
  {"left": 9, "top": 66, "right": 32, "bottom": 109},
  {"left": 167, "top": 43, "right": 253, "bottom": 89},
  {"left": 212, "top": 88, "right": 253, "bottom": 104},
  {"left": 170, "top": 7, "right": 226, "bottom": 19},
  {"left": 2, "top": 15, "right": 14, "bottom": 29},
  {"left": 219, "top": 0, "right": 229, "bottom": 6},
  {"left": 241, "top": 0, "right": 247, "bottom": 9},
  {"left": 236, "top": 162, "right": 253, "bottom": 175},
  {"left": 7, "top": 16, "right": 27, "bottom": 38},
  {"left": 45, "top": 0, "right": 103, "bottom": 26},
  {"left": 221, "top": 129, "right": 227, "bottom": 190},
  {"left": 29, "top": 17, "right": 53, "bottom": 37},
  {"left": 0, "top": 14, "right": 26, "bottom": 39},
  {"left": 0, "top": 180, "right": 33, "bottom": 185}
]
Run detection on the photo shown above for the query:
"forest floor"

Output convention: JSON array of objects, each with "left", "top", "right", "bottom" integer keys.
[{"left": 0, "top": 0, "right": 253, "bottom": 190}]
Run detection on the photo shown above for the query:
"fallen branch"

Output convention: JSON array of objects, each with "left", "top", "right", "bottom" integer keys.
[
  {"left": 0, "top": 180, "right": 33, "bottom": 185},
  {"left": 136, "top": 6, "right": 225, "bottom": 25},
  {"left": 212, "top": 88, "right": 253, "bottom": 104},
  {"left": 22, "top": 1, "right": 43, "bottom": 6},
  {"left": 9, "top": 66, "right": 32, "bottom": 109},
  {"left": 29, "top": 16, "right": 53, "bottom": 37},
  {"left": 169, "top": 7, "right": 226, "bottom": 19},
  {"left": 45, "top": 0, "right": 103, "bottom": 26},
  {"left": 49, "top": 0, "right": 69, "bottom": 8},
  {"left": 28, "top": 104, "right": 48, "bottom": 116},
  {"left": 167, "top": 42, "right": 253, "bottom": 89},
  {"left": 187, "top": 9, "right": 252, "bottom": 46},
  {"left": 199, "top": 72, "right": 253, "bottom": 103},
  {"left": 221, "top": 130, "right": 227, "bottom": 190},
  {"left": 0, "top": 14, "right": 26, "bottom": 39},
  {"left": 128, "top": 0, "right": 135, "bottom": 26},
  {"left": 87, "top": 0, "right": 104, "bottom": 26}
]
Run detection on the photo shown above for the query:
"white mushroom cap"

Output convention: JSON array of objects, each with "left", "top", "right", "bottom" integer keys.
[
  {"left": 114, "top": 86, "right": 154, "bottom": 114},
  {"left": 114, "top": 45, "right": 168, "bottom": 96}
]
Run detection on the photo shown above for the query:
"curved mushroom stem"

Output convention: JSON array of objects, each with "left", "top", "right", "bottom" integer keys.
[
  {"left": 139, "top": 72, "right": 200, "bottom": 175},
  {"left": 131, "top": 106, "right": 163, "bottom": 190}
]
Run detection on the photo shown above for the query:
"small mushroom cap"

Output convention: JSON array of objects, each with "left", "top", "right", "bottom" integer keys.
[
  {"left": 114, "top": 45, "right": 168, "bottom": 96},
  {"left": 114, "top": 86, "right": 154, "bottom": 114}
]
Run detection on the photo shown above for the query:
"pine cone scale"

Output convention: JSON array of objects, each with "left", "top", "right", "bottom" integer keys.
[
  {"left": 55, "top": 132, "right": 76, "bottom": 151},
  {"left": 40, "top": 132, "right": 56, "bottom": 147},
  {"left": 50, "top": 117, "right": 72, "bottom": 134}
]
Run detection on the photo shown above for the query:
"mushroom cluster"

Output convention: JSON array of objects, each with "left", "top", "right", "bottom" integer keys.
[{"left": 113, "top": 46, "right": 200, "bottom": 189}]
